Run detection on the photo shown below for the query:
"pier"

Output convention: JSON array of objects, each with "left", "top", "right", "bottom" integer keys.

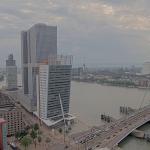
[
  {"left": 101, "top": 114, "right": 116, "bottom": 123},
  {"left": 120, "top": 106, "right": 135, "bottom": 115}
]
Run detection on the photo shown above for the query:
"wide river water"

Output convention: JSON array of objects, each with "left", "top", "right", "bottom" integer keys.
[
  {"left": 1, "top": 77, "right": 150, "bottom": 149},
  {"left": 70, "top": 81, "right": 150, "bottom": 150}
]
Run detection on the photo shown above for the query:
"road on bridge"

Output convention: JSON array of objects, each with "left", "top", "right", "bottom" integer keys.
[{"left": 72, "top": 105, "right": 150, "bottom": 150}]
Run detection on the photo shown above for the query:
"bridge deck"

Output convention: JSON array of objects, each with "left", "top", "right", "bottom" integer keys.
[{"left": 72, "top": 105, "right": 150, "bottom": 149}]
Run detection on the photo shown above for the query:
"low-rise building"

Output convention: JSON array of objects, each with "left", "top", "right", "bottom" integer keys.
[
  {"left": 0, "top": 108, "right": 25, "bottom": 136},
  {"left": 0, "top": 92, "right": 25, "bottom": 136}
]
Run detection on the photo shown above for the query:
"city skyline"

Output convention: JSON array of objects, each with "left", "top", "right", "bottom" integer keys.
[
  {"left": 1, "top": 1, "right": 150, "bottom": 149},
  {"left": 1, "top": 0, "right": 150, "bottom": 67}
]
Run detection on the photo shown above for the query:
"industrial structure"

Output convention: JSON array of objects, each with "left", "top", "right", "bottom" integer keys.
[
  {"left": 21, "top": 23, "right": 57, "bottom": 111},
  {"left": 6, "top": 54, "right": 17, "bottom": 90}
]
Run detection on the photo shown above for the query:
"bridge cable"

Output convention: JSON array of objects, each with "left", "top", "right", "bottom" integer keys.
[{"left": 139, "top": 86, "right": 149, "bottom": 109}]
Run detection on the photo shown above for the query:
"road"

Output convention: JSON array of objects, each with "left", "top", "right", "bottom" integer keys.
[
  {"left": 5, "top": 98, "right": 75, "bottom": 150},
  {"left": 72, "top": 105, "right": 150, "bottom": 150}
]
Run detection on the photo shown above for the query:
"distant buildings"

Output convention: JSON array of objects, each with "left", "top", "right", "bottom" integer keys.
[
  {"left": 0, "top": 92, "right": 25, "bottom": 136},
  {"left": 6, "top": 54, "right": 17, "bottom": 90},
  {"left": 21, "top": 23, "right": 57, "bottom": 111},
  {"left": 142, "top": 62, "right": 150, "bottom": 75},
  {"left": 36, "top": 55, "right": 74, "bottom": 126},
  {"left": 0, "top": 118, "right": 7, "bottom": 150},
  {"left": 72, "top": 67, "right": 83, "bottom": 77}
]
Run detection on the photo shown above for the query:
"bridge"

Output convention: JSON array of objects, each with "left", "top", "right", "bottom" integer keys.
[{"left": 71, "top": 105, "right": 150, "bottom": 150}]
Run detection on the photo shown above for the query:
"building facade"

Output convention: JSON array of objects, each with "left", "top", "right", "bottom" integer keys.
[
  {"left": 6, "top": 54, "right": 17, "bottom": 90},
  {"left": 0, "top": 92, "right": 25, "bottom": 136},
  {"left": 0, "top": 118, "right": 7, "bottom": 150},
  {"left": 37, "top": 56, "right": 72, "bottom": 121},
  {"left": 142, "top": 62, "right": 150, "bottom": 75},
  {"left": 21, "top": 23, "right": 57, "bottom": 111},
  {"left": 0, "top": 108, "right": 25, "bottom": 136}
]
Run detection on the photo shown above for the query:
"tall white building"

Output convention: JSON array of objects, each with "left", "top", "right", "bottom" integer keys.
[
  {"left": 6, "top": 54, "right": 17, "bottom": 90},
  {"left": 21, "top": 23, "right": 57, "bottom": 111},
  {"left": 142, "top": 62, "right": 150, "bottom": 75},
  {"left": 36, "top": 55, "right": 73, "bottom": 126}
]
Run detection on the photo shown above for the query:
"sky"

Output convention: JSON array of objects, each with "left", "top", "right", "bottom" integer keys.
[{"left": 0, "top": 0, "right": 150, "bottom": 67}]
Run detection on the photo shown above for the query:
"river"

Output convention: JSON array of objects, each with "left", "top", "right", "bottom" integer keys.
[
  {"left": 70, "top": 81, "right": 150, "bottom": 150},
  {"left": 1, "top": 77, "right": 150, "bottom": 149}
]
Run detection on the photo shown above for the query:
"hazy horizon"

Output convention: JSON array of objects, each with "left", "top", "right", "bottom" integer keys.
[{"left": 0, "top": 0, "right": 150, "bottom": 67}]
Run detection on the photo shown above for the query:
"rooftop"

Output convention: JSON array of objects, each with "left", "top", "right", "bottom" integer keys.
[{"left": 0, "top": 92, "right": 15, "bottom": 108}]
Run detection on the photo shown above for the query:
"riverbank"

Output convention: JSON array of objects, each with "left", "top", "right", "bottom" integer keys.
[{"left": 72, "top": 79, "right": 149, "bottom": 89}]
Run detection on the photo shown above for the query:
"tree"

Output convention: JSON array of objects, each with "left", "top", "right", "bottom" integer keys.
[
  {"left": 15, "top": 130, "right": 28, "bottom": 140},
  {"left": 30, "top": 129, "right": 37, "bottom": 148},
  {"left": 38, "top": 130, "right": 42, "bottom": 135},
  {"left": 45, "top": 137, "right": 51, "bottom": 143},
  {"left": 34, "top": 123, "right": 39, "bottom": 131},
  {"left": 58, "top": 128, "right": 62, "bottom": 134},
  {"left": 21, "top": 136, "right": 32, "bottom": 150},
  {"left": 15, "top": 132, "right": 20, "bottom": 139},
  {"left": 38, "top": 136, "right": 42, "bottom": 145}
]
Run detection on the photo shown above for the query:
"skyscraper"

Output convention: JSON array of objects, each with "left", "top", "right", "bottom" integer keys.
[
  {"left": 36, "top": 55, "right": 73, "bottom": 126},
  {"left": 0, "top": 118, "right": 8, "bottom": 150},
  {"left": 6, "top": 54, "right": 17, "bottom": 90},
  {"left": 142, "top": 62, "right": 150, "bottom": 75},
  {"left": 21, "top": 23, "right": 57, "bottom": 111}
]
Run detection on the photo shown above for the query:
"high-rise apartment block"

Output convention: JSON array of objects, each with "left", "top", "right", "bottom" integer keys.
[
  {"left": 21, "top": 23, "right": 57, "bottom": 110},
  {"left": 6, "top": 54, "right": 17, "bottom": 90},
  {"left": 36, "top": 55, "right": 73, "bottom": 126},
  {"left": 0, "top": 118, "right": 8, "bottom": 150}
]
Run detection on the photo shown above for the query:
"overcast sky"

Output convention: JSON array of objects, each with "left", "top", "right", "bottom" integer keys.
[{"left": 0, "top": 0, "right": 150, "bottom": 67}]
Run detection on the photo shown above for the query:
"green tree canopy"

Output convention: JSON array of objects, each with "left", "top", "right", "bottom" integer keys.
[
  {"left": 30, "top": 129, "right": 37, "bottom": 140},
  {"left": 30, "top": 129, "right": 37, "bottom": 148},
  {"left": 38, "top": 136, "right": 42, "bottom": 144},
  {"left": 21, "top": 136, "right": 32, "bottom": 150},
  {"left": 34, "top": 123, "right": 39, "bottom": 131}
]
